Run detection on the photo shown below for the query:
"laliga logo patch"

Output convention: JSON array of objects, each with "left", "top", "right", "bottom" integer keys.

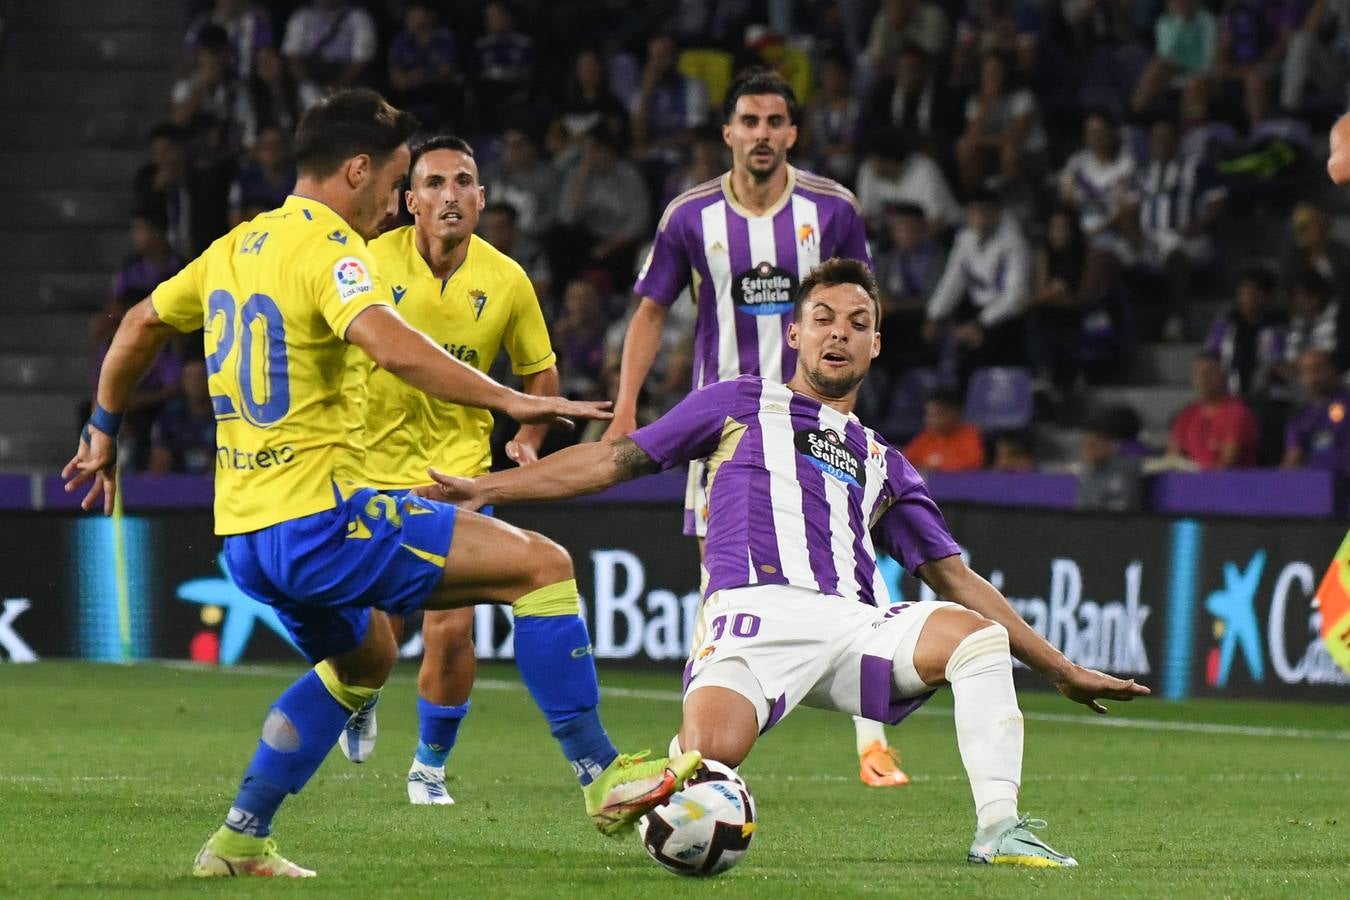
[
  {"left": 795, "top": 427, "right": 865, "bottom": 488},
  {"left": 333, "top": 257, "right": 372, "bottom": 303},
  {"left": 732, "top": 261, "right": 796, "bottom": 316}
]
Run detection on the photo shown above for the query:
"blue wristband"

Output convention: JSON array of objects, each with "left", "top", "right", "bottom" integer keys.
[{"left": 88, "top": 404, "right": 123, "bottom": 438}]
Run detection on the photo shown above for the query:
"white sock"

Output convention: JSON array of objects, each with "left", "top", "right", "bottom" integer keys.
[
  {"left": 945, "top": 624, "right": 1022, "bottom": 830},
  {"left": 852, "top": 716, "right": 886, "bottom": 754},
  {"left": 668, "top": 734, "right": 683, "bottom": 757}
]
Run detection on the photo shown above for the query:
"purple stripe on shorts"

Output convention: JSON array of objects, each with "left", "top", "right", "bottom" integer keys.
[
  {"left": 789, "top": 393, "right": 838, "bottom": 594},
  {"left": 771, "top": 205, "right": 799, "bottom": 379},
  {"left": 859, "top": 654, "right": 937, "bottom": 725},
  {"left": 759, "top": 693, "right": 788, "bottom": 734},
  {"left": 724, "top": 208, "right": 761, "bottom": 376},
  {"left": 682, "top": 658, "right": 695, "bottom": 693}
]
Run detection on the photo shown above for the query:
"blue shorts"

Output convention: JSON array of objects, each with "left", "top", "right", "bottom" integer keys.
[{"left": 224, "top": 486, "right": 458, "bottom": 663}]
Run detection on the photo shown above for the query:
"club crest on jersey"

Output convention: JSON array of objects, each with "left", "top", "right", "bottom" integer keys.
[
  {"left": 333, "top": 257, "right": 372, "bottom": 303},
  {"left": 468, "top": 289, "right": 488, "bottom": 320},
  {"left": 732, "top": 261, "right": 796, "bottom": 316},
  {"left": 797, "top": 223, "right": 817, "bottom": 250},
  {"left": 794, "top": 427, "right": 864, "bottom": 488}
]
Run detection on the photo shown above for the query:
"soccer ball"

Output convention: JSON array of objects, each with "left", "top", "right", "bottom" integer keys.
[{"left": 638, "top": 760, "right": 757, "bottom": 877}]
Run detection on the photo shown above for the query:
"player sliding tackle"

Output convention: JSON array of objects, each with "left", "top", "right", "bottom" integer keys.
[
  {"left": 428, "top": 258, "right": 1151, "bottom": 867},
  {"left": 63, "top": 89, "right": 699, "bottom": 879}
]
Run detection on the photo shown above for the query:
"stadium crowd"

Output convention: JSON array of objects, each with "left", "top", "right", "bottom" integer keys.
[{"left": 94, "top": 0, "right": 1350, "bottom": 502}]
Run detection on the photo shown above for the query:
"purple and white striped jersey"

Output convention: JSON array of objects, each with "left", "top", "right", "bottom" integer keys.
[
  {"left": 634, "top": 167, "right": 871, "bottom": 390},
  {"left": 630, "top": 376, "right": 961, "bottom": 605}
]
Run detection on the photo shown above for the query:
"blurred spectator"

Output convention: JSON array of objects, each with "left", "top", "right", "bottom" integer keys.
[
  {"left": 478, "top": 202, "right": 553, "bottom": 310},
  {"left": 148, "top": 360, "right": 217, "bottom": 475},
  {"left": 281, "top": 0, "right": 377, "bottom": 110},
  {"left": 551, "top": 127, "right": 650, "bottom": 291},
  {"left": 952, "top": 0, "right": 1045, "bottom": 88},
  {"left": 554, "top": 278, "right": 609, "bottom": 399},
  {"left": 991, "top": 429, "right": 1038, "bottom": 471},
  {"left": 660, "top": 128, "right": 724, "bottom": 206},
  {"left": 1095, "top": 403, "right": 1153, "bottom": 457},
  {"left": 1282, "top": 348, "right": 1350, "bottom": 475},
  {"left": 171, "top": 24, "right": 246, "bottom": 150},
  {"left": 111, "top": 210, "right": 183, "bottom": 308},
  {"left": 866, "top": 43, "right": 955, "bottom": 156},
  {"left": 873, "top": 202, "right": 946, "bottom": 374},
  {"left": 93, "top": 327, "right": 186, "bottom": 471},
  {"left": 1279, "top": 269, "right": 1340, "bottom": 370},
  {"left": 1057, "top": 110, "right": 1136, "bottom": 251},
  {"left": 1096, "top": 116, "right": 1226, "bottom": 336},
  {"left": 546, "top": 49, "right": 629, "bottom": 159},
  {"left": 630, "top": 34, "right": 709, "bottom": 168},
  {"left": 1131, "top": 0, "right": 1219, "bottom": 114},
  {"left": 903, "top": 389, "right": 987, "bottom": 473},
  {"left": 1279, "top": 202, "right": 1350, "bottom": 302},
  {"left": 242, "top": 46, "right": 300, "bottom": 147},
  {"left": 475, "top": 1, "right": 535, "bottom": 130},
  {"left": 864, "top": 0, "right": 951, "bottom": 73},
  {"left": 1077, "top": 410, "right": 1145, "bottom": 511},
  {"left": 955, "top": 50, "right": 1047, "bottom": 193},
  {"left": 184, "top": 0, "right": 274, "bottom": 80},
  {"left": 1198, "top": 0, "right": 1303, "bottom": 126},
  {"left": 387, "top": 1, "right": 461, "bottom": 129},
  {"left": 481, "top": 128, "right": 554, "bottom": 242},
  {"left": 1169, "top": 352, "right": 1260, "bottom": 469},
  {"left": 925, "top": 189, "right": 1033, "bottom": 379},
  {"left": 1281, "top": 0, "right": 1350, "bottom": 112},
  {"left": 1204, "top": 267, "right": 1286, "bottom": 397},
  {"left": 133, "top": 123, "right": 231, "bottom": 257},
  {"left": 228, "top": 124, "right": 295, "bottom": 225},
  {"left": 801, "top": 55, "right": 863, "bottom": 185},
  {"left": 855, "top": 129, "right": 962, "bottom": 234}
]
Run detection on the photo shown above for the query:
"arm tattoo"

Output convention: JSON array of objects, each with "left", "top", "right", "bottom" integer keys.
[{"left": 611, "top": 437, "right": 660, "bottom": 480}]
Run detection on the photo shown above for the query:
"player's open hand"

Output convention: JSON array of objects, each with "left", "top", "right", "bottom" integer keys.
[
  {"left": 61, "top": 427, "right": 119, "bottom": 515},
  {"left": 507, "top": 393, "right": 613, "bottom": 429},
  {"left": 424, "top": 467, "right": 486, "bottom": 511},
  {"left": 1051, "top": 664, "right": 1151, "bottom": 714}
]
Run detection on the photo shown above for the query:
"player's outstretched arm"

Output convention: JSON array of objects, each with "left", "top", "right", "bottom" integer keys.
[
  {"left": 425, "top": 437, "right": 659, "bottom": 510},
  {"left": 603, "top": 298, "right": 669, "bottom": 441},
  {"left": 63, "top": 298, "right": 179, "bottom": 514},
  {"left": 918, "top": 554, "right": 1151, "bottom": 713},
  {"left": 346, "top": 305, "right": 611, "bottom": 427}
]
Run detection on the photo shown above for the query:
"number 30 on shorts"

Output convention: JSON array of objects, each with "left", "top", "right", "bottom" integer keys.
[
  {"left": 708, "top": 612, "right": 762, "bottom": 640},
  {"left": 205, "top": 289, "right": 291, "bottom": 426}
]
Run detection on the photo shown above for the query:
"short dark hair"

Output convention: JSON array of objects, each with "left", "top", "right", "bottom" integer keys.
[
  {"left": 148, "top": 122, "right": 187, "bottom": 144},
  {"left": 995, "top": 429, "right": 1035, "bottom": 456},
  {"left": 1237, "top": 265, "right": 1277, "bottom": 295},
  {"left": 482, "top": 201, "right": 518, "bottom": 223},
  {"left": 927, "top": 388, "right": 964, "bottom": 411},
  {"left": 131, "top": 207, "right": 168, "bottom": 232},
  {"left": 886, "top": 201, "right": 926, "bottom": 220},
  {"left": 408, "top": 134, "right": 475, "bottom": 182},
  {"left": 722, "top": 66, "right": 800, "bottom": 124},
  {"left": 793, "top": 257, "right": 881, "bottom": 323},
  {"left": 293, "top": 88, "right": 420, "bottom": 178},
  {"left": 967, "top": 186, "right": 1002, "bottom": 208},
  {"left": 1293, "top": 268, "right": 1333, "bottom": 301}
]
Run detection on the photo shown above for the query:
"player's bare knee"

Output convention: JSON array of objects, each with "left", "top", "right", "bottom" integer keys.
[{"left": 525, "top": 532, "right": 574, "bottom": 589}]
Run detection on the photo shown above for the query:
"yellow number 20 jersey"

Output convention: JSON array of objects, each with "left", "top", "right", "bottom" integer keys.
[
  {"left": 338, "top": 228, "right": 556, "bottom": 487},
  {"left": 151, "top": 195, "right": 391, "bottom": 535}
]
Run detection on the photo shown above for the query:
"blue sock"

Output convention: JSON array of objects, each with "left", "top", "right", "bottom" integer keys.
[
  {"left": 224, "top": 669, "right": 350, "bottom": 837},
  {"left": 415, "top": 696, "right": 470, "bottom": 767},
  {"left": 512, "top": 613, "right": 617, "bottom": 785}
]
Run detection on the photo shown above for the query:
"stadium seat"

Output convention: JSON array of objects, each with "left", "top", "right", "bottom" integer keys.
[{"left": 964, "top": 366, "right": 1034, "bottom": 432}]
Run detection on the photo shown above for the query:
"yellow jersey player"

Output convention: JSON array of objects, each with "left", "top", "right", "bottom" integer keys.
[
  {"left": 333, "top": 135, "right": 561, "bottom": 806},
  {"left": 64, "top": 89, "right": 700, "bottom": 879}
]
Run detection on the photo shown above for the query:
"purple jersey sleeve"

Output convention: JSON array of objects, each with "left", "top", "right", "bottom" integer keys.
[
  {"left": 837, "top": 203, "right": 872, "bottom": 266},
  {"left": 629, "top": 380, "right": 739, "bottom": 469},
  {"left": 633, "top": 209, "right": 692, "bottom": 307},
  {"left": 876, "top": 448, "right": 961, "bottom": 574}
]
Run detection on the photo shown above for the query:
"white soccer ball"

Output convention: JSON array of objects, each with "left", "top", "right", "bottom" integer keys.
[{"left": 638, "top": 760, "right": 757, "bottom": 877}]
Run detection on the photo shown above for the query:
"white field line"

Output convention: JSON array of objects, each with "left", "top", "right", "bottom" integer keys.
[{"left": 149, "top": 663, "right": 1350, "bottom": 742}]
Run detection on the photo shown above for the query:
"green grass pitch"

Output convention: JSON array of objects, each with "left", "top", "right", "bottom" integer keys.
[{"left": 2, "top": 661, "right": 1347, "bottom": 898}]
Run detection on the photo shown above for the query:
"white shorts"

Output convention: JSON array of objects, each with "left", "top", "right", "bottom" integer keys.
[
  {"left": 683, "top": 458, "right": 710, "bottom": 538},
  {"left": 683, "top": 584, "right": 960, "bottom": 733}
]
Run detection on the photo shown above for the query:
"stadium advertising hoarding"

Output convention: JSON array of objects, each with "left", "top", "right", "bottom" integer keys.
[{"left": 0, "top": 506, "right": 1346, "bottom": 702}]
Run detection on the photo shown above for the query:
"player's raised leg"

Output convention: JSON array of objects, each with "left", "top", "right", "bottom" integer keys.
[
  {"left": 907, "top": 607, "right": 1077, "bottom": 868},
  {"left": 406, "top": 607, "right": 476, "bottom": 804},
  {"left": 423, "top": 508, "right": 701, "bottom": 834},
  {"left": 194, "top": 610, "right": 398, "bottom": 878}
]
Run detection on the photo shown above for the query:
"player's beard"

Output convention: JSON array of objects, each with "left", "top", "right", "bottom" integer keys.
[
  {"left": 803, "top": 360, "right": 865, "bottom": 400},
  {"left": 743, "top": 146, "right": 785, "bottom": 182}
]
